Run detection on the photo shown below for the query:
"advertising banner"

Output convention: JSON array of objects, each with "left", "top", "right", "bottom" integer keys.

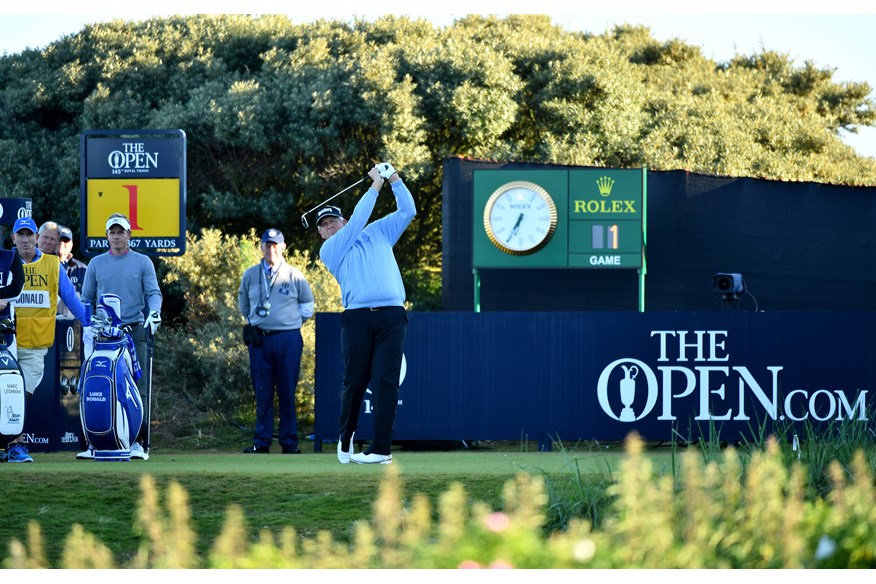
[{"left": 315, "top": 311, "right": 873, "bottom": 450}]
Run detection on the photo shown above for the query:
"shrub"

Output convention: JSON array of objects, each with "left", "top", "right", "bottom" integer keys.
[
  {"left": 156, "top": 228, "right": 342, "bottom": 446},
  {"left": 6, "top": 434, "right": 876, "bottom": 568}
]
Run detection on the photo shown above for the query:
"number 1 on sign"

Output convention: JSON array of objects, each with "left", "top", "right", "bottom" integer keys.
[
  {"left": 591, "top": 224, "right": 619, "bottom": 249},
  {"left": 608, "top": 224, "right": 618, "bottom": 249},
  {"left": 121, "top": 185, "right": 143, "bottom": 230}
]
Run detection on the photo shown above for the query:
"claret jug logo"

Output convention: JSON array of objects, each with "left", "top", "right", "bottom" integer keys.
[
  {"left": 598, "top": 358, "right": 659, "bottom": 422},
  {"left": 597, "top": 330, "right": 869, "bottom": 424},
  {"left": 66, "top": 327, "right": 75, "bottom": 352}
]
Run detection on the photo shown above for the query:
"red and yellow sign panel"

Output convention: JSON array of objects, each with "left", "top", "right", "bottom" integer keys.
[{"left": 86, "top": 179, "right": 180, "bottom": 238}]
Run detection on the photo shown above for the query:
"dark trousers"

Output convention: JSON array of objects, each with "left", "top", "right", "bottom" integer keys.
[
  {"left": 248, "top": 329, "right": 303, "bottom": 449},
  {"left": 128, "top": 323, "right": 151, "bottom": 445},
  {"left": 338, "top": 306, "right": 407, "bottom": 455}
]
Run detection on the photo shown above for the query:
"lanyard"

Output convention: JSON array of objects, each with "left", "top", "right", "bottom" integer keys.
[{"left": 261, "top": 261, "right": 281, "bottom": 304}]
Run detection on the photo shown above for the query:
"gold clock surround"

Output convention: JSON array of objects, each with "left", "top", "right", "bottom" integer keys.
[{"left": 483, "top": 180, "right": 558, "bottom": 256}]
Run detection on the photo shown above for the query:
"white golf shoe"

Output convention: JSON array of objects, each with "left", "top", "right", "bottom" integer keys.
[
  {"left": 337, "top": 432, "right": 355, "bottom": 464},
  {"left": 130, "top": 442, "right": 149, "bottom": 460},
  {"left": 351, "top": 452, "right": 392, "bottom": 465}
]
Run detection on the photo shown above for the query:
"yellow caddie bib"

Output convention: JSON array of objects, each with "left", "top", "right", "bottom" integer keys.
[{"left": 16, "top": 253, "right": 60, "bottom": 348}]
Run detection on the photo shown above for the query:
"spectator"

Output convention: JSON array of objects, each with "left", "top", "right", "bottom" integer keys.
[
  {"left": 0, "top": 232, "right": 25, "bottom": 319},
  {"left": 238, "top": 227, "right": 314, "bottom": 454},
  {"left": 56, "top": 225, "right": 87, "bottom": 318},
  {"left": 37, "top": 221, "right": 61, "bottom": 255}
]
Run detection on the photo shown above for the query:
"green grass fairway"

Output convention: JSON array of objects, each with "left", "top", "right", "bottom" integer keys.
[{"left": 2, "top": 444, "right": 667, "bottom": 567}]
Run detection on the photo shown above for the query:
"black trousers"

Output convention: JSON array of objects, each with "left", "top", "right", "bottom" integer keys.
[
  {"left": 126, "top": 323, "right": 152, "bottom": 446},
  {"left": 338, "top": 306, "right": 407, "bottom": 455}
]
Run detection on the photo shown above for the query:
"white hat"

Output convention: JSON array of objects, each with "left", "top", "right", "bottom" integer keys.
[{"left": 106, "top": 216, "right": 131, "bottom": 231}]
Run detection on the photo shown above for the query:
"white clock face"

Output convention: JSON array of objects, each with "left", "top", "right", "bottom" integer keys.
[{"left": 484, "top": 181, "right": 557, "bottom": 255}]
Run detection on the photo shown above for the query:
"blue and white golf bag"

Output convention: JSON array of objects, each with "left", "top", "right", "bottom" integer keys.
[
  {"left": 78, "top": 294, "right": 143, "bottom": 461},
  {"left": 0, "top": 317, "right": 25, "bottom": 439}
]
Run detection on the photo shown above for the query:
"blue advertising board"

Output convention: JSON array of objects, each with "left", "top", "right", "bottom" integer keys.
[
  {"left": 314, "top": 311, "right": 874, "bottom": 450},
  {"left": 0, "top": 198, "right": 33, "bottom": 227},
  {"left": 19, "top": 318, "right": 84, "bottom": 452}
]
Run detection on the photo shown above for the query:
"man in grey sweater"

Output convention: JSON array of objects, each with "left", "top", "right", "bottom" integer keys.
[{"left": 79, "top": 213, "right": 163, "bottom": 460}]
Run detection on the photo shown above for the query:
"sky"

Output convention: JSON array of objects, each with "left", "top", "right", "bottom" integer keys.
[{"left": 1, "top": 1, "right": 875, "bottom": 158}]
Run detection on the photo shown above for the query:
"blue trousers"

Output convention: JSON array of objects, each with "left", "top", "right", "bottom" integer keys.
[{"left": 248, "top": 329, "right": 303, "bottom": 449}]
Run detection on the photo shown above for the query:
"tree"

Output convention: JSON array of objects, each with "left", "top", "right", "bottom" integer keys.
[
  {"left": 4, "top": 14, "right": 874, "bottom": 445},
  {"left": 1, "top": 14, "right": 874, "bottom": 311}
]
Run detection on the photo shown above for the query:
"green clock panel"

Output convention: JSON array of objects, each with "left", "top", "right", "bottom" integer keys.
[{"left": 472, "top": 168, "right": 644, "bottom": 269}]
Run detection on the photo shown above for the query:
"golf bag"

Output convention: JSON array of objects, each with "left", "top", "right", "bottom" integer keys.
[
  {"left": 0, "top": 318, "right": 25, "bottom": 439},
  {"left": 78, "top": 294, "right": 143, "bottom": 461}
]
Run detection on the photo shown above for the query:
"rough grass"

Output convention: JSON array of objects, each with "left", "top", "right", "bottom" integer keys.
[{"left": 1, "top": 442, "right": 642, "bottom": 567}]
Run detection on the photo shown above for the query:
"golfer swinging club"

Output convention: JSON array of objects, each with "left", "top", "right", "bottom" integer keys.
[{"left": 315, "top": 162, "right": 416, "bottom": 465}]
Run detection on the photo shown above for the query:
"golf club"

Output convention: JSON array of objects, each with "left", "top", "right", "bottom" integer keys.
[
  {"left": 145, "top": 325, "right": 154, "bottom": 454},
  {"left": 300, "top": 176, "right": 367, "bottom": 229}
]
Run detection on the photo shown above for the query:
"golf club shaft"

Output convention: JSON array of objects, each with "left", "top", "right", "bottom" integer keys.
[
  {"left": 301, "top": 176, "right": 367, "bottom": 227},
  {"left": 146, "top": 327, "right": 154, "bottom": 452}
]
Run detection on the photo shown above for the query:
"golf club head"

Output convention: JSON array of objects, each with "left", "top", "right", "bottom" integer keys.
[{"left": 301, "top": 215, "right": 310, "bottom": 229}]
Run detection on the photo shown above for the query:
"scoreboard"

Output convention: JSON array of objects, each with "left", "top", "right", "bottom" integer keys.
[
  {"left": 473, "top": 168, "right": 645, "bottom": 269},
  {"left": 567, "top": 169, "right": 644, "bottom": 269}
]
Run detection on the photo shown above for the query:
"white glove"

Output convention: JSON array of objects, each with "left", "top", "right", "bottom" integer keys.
[
  {"left": 376, "top": 162, "right": 396, "bottom": 179},
  {"left": 144, "top": 310, "right": 161, "bottom": 335},
  {"left": 82, "top": 326, "right": 95, "bottom": 359}
]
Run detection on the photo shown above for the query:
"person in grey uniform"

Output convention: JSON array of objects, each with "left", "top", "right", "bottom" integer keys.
[{"left": 239, "top": 227, "right": 314, "bottom": 454}]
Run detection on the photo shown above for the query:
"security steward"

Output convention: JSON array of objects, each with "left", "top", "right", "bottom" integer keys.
[{"left": 238, "top": 228, "right": 314, "bottom": 454}]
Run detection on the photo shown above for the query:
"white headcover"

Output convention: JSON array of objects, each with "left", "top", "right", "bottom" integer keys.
[{"left": 97, "top": 294, "right": 123, "bottom": 327}]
